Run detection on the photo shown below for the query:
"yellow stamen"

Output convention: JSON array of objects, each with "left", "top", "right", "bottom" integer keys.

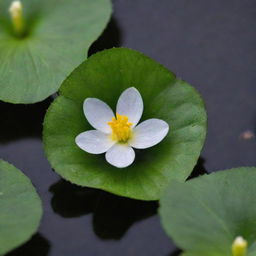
[
  {"left": 9, "top": 0, "right": 25, "bottom": 36},
  {"left": 232, "top": 236, "right": 248, "bottom": 256},
  {"left": 108, "top": 113, "right": 133, "bottom": 142}
]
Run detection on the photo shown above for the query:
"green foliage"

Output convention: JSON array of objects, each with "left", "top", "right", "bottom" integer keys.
[
  {"left": 43, "top": 48, "right": 207, "bottom": 200},
  {"left": 0, "top": 0, "right": 112, "bottom": 103},
  {"left": 159, "top": 168, "right": 256, "bottom": 256},
  {"left": 0, "top": 160, "right": 42, "bottom": 255}
]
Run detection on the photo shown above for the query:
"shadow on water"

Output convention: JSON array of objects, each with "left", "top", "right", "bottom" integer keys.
[
  {"left": 0, "top": 98, "right": 52, "bottom": 143},
  {"left": 168, "top": 249, "right": 182, "bottom": 256},
  {"left": 6, "top": 233, "right": 50, "bottom": 256},
  {"left": 187, "top": 157, "right": 208, "bottom": 180},
  {"left": 49, "top": 180, "right": 157, "bottom": 240},
  {"left": 93, "top": 192, "right": 157, "bottom": 239},
  {"left": 50, "top": 180, "right": 97, "bottom": 218},
  {"left": 88, "top": 17, "right": 122, "bottom": 56},
  {"left": 49, "top": 157, "right": 206, "bottom": 241}
]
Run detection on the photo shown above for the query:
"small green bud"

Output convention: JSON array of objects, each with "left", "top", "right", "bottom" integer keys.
[
  {"left": 232, "top": 236, "right": 248, "bottom": 256},
  {"left": 9, "top": 0, "right": 25, "bottom": 36}
]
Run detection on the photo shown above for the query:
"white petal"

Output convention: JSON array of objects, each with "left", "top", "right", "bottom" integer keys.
[
  {"left": 116, "top": 87, "right": 143, "bottom": 127},
  {"left": 105, "top": 144, "right": 135, "bottom": 168},
  {"left": 84, "top": 98, "right": 114, "bottom": 133},
  {"left": 75, "top": 130, "right": 115, "bottom": 154},
  {"left": 129, "top": 119, "right": 169, "bottom": 149}
]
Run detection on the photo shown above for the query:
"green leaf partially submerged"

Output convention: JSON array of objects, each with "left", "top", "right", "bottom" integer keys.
[
  {"left": 159, "top": 167, "right": 256, "bottom": 256},
  {"left": 43, "top": 48, "right": 207, "bottom": 200},
  {"left": 0, "top": 0, "right": 112, "bottom": 104},
  {"left": 0, "top": 160, "right": 42, "bottom": 255}
]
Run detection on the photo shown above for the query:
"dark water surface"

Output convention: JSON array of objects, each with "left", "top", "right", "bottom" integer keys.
[{"left": 1, "top": 0, "right": 256, "bottom": 255}]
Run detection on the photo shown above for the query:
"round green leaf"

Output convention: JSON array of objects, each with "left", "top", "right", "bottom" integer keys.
[
  {"left": 0, "top": 160, "right": 42, "bottom": 255},
  {"left": 43, "top": 48, "right": 207, "bottom": 200},
  {"left": 0, "top": 0, "right": 111, "bottom": 104},
  {"left": 159, "top": 167, "right": 256, "bottom": 256}
]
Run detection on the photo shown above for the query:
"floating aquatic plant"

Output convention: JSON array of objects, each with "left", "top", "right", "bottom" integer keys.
[
  {"left": 43, "top": 47, "right": 207, "bottom": 200},
  {"left": 0, "top": 0, "right": 111, "bottom": 103}
]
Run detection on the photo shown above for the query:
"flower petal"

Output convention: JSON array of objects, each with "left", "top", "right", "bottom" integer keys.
[
  {"left": 105, "top": 144, "right": 135, "bottom": 168},
  {"left": 75, "top": 130, "right": 115, "bottom": 154},
  {"left": 84, "top": 98, "right": 114, "bottom": 133},
  {"left": 116, "top": 87, "right": 143, "bottom": 127},
  {"left": 129, "top": 119, "right": 169, "bottom": 149}
]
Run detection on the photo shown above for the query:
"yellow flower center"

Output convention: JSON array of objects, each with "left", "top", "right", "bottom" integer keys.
[{"left": 108, "top": 113, "right": 133, "bottom": 142}]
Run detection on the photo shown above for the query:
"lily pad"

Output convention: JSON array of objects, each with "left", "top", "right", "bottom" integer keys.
[
  {"left": 0, "top": 160, "right": 42, "bottom": 255},
  {"left": 159, "top": 167, "right": 256, "bottom": 256},
  {"left": 0, "top": 0, "right": 112, "bottom": 104},
  {"left": 43, "top": 48, "right": 207, "bottom": 200}
]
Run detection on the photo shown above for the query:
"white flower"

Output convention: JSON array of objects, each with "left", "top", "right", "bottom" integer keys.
[{"left": 75, "top": 87, "right": 169, "bottom": 168}]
